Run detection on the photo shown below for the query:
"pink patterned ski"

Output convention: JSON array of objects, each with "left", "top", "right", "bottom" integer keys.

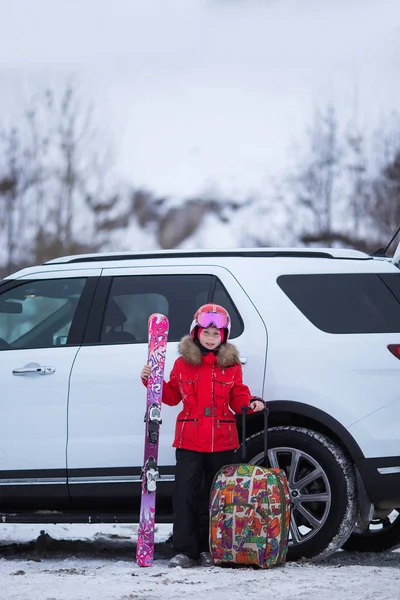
[{"left": 136, "top": 313, "right": 169, "bottom": 567}]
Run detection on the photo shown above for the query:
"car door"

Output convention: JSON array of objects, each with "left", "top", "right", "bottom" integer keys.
[
  {"left": 0, "top": 270, "right": 100, "bottom": 510},
  {"left": 66, "top": 265, "right": 267, "bottom": 510}
]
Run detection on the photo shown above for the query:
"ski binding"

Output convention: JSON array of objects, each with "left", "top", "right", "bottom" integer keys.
[
  {"left": 147, "top": 404, "right": 162, "bottom": 444},
  {"left": 143, "top": 456, "right": 159, "bottom": 492}
]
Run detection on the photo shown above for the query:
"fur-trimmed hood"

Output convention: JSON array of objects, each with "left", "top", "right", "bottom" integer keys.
[{"left": 178, "top": 335, "right": 241, "bottom": 367}]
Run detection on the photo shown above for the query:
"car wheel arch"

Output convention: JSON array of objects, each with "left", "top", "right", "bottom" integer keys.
[{"left": 239, "top": 400, "right": 364, "bottom": 462}]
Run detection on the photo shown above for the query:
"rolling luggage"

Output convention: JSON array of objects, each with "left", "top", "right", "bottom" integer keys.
[{"left": 209, "top": 405, "right": 290, "bottom": 568}]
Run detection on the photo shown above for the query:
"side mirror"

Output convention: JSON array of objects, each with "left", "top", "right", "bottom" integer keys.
[
  {"left": 54, "top": 335, "right": 68, "bottom": 346},
  {"left": 0, "top": 301, "right": 22, "bottom": 314}
]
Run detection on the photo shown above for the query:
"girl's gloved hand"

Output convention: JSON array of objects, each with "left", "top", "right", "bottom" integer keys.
[
  {"left": 249, "top": 397, "right": 266, "bottom": 412},
  {"left": 141, "top": 364, "right": 151, "bottom": 380}
]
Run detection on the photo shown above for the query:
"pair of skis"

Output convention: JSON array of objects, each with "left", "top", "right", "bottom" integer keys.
[{"left": 136, "top": 313, "right": 169, "bottom": 567}]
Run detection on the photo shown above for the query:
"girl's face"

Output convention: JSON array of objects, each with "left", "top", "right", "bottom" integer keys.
[{"left": 198, "top": 326, "right": 222, "bottom": 350}]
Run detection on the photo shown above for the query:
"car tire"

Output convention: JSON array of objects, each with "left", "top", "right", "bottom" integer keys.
[
  {"left": 244, "top": 426, "right": 358, "bottom": 561},
  {"left": 342, "top": 510, "right": 400, "bottom": 552}
]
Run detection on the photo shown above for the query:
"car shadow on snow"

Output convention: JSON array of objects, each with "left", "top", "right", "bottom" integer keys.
[
  {"left": 0, "top": 530, "right": 398, "bottom": 567},
  {"left": 0, "top": 530, "right": 175, "bottom": 562},
  {"left": 316, "top": 548, "right": 400, "bottom": 568}
]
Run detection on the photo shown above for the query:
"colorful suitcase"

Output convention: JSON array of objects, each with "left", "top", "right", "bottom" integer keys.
[{"left": 209, "top": 405, "right": 291, "bottom": 568}]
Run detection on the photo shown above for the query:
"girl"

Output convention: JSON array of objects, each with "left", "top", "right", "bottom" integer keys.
[{"left": 141, "top": 303, "right": 264, "bottom": 568}]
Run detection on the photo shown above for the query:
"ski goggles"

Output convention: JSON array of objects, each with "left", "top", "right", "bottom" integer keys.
[{"left": 197, "top": 311, "right": 229, "bottom": 329}]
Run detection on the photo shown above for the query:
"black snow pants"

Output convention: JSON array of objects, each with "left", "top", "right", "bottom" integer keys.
[{"left": 172, "top": 448, "right": 234, "bottom": 560}]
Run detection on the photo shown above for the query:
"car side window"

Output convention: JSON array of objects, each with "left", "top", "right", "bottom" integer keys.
[
  {"left": 277, "top": 273, "right": 400, "bottom": 334},
  {"left": 0, "top": 278, "right": 87, "bottom": 351},
  {"left": 380, "top": 273, "right": 400, "bottom": 303},
  {"left": 100, "top": 274, "right": 244, "bottom": 344}
]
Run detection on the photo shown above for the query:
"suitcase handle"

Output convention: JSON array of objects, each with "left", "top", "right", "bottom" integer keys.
[{"left": 241, "top": 402, "right": 269, "bottom": 465}]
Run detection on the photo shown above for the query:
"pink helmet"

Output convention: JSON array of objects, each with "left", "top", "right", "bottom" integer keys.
[{"left": 190, "top": 303, "right": 231, "bottom": 343}]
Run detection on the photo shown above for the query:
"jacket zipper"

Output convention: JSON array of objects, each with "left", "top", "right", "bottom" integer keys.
[
  {"left": 178, "top": 375, "right": 199, "bottom": 403},
  {"left": 179, "top": 420, "right": 185, "bottom": 447},
  {"left": 211, "top": 366, "right": 215, "bottom": 452},
  {"left": 216, "top": 419, "right": 235, "bottom": 445},
  {"left": 178, "top": 417, "right": 198, "bottom": 446}
]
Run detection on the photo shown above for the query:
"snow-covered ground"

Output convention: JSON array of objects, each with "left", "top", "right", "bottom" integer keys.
[{"left": 0, "top": 523, "right": 398, "bottom": 600}]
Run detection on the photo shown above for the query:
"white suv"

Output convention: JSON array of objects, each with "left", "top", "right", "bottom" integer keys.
[{"left": 1, "top": 247, "right": 400, "bottom": 560}]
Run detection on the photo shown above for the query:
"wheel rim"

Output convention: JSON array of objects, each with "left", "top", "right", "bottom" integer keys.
[{"left": 250, "top": 446, "right": 331, "bottom": 546}]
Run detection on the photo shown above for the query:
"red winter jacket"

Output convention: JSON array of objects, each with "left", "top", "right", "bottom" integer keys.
[{"left": 154, "top": 335, "right": 252, "bottom": 452}]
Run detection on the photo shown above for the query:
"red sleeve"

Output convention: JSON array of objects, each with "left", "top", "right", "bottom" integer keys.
[
  {"left": 161, "top": 359, "right": 183, "bottom": 407},
  {"left": 228, "top": 364, "right": 252, "bottom": 414}
]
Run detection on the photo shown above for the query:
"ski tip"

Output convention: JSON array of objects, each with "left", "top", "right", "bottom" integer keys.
[{"left": 148, "top": 312, "right": 169, "bottom": 324}]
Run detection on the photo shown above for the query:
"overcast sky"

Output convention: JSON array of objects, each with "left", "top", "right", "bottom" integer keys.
[{"left": 1, "top": 0, "right": 399, "bottom": 199}]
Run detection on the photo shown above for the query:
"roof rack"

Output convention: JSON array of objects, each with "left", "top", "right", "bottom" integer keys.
[{"left": 44, "top": 247, "right": 370, "bottom": 265}]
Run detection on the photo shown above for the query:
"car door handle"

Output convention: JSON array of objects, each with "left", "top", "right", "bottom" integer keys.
[
  {"left": 12, "top": 366, "right": 56, "bottom": 376},
  {"left": 240, "top": 357, "right": 247, "bottom": 365}
]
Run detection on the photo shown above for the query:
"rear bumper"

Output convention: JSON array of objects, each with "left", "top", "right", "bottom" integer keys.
[{"left": 356, "top": 457, "right": 400, "bottom": 505}]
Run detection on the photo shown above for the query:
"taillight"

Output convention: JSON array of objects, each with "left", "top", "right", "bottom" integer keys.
[{"left": 387, "top": 344, "right": 400, "bottom": 359}]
